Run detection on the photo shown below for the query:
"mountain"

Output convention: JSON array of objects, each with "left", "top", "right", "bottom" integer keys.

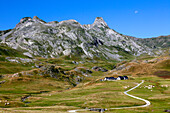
[
  {"left": 135, "top": 35, "right": 170, "bottom": 49},
  {"left": 0, "top": 29, "right": 12, "bottom": 36},
  {"left": 126, "top": 35, "right": 170, "bottom": 55},
  {"left": 0, "top": 16, "right": 167, "bottom": 61}
]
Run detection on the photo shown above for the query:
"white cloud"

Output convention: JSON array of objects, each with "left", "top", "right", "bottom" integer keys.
[{"left": 135, "top": 10, "right": 138, "bottom": 14}]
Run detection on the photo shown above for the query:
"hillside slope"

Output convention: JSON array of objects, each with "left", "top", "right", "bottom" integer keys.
[{"left": 135, "top": 35, "right": 170, "bottom": 49}]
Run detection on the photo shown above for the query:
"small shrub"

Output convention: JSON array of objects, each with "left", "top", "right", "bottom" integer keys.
[
  {"left": 33, "top": 70, "right": 38, "bottom": 75},
  {"left": 154, "top": 71, "right": 170, "bottom": 78},
  {"left": 43, "top": 74, "right": 50, "bottom": 78},
  {"left": 0, "top": 75, "right": 3, "bottom": 79},
  {"left": 18, "top": 73, "right": 23, "bottom": 77}
]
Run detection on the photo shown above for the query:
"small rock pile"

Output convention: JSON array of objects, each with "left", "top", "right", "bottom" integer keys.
[{"left": 92, "top": 66, "right": 108, "bottom": 72}]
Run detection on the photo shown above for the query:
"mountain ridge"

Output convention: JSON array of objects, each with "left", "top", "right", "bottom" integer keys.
[{"left": 0, "top": 16, "right": 169, "bottom": 60}]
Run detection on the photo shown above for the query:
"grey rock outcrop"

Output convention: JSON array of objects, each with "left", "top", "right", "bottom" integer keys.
[{"left": 0, "top": 16, "right": 154, "bottom": 60}]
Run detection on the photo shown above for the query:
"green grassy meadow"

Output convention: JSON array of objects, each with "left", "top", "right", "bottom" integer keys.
[
  {"left": 0, "top": 76, "right": 169, "bottom": 113},
  {"left": 0, "top": 55, "right": 169, "bottom": 113}
]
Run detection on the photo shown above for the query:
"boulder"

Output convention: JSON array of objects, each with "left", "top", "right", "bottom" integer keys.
[{"left": 92, "top": 66, "right": 108, "bottom": 72}]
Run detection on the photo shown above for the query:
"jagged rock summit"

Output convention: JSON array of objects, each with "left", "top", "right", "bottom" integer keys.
[
  {"left": 92, "top": 17, "right": 108, "bottom": 28},
  {"left": 0, "top": 16, "right": 155, "bottom": 60}
]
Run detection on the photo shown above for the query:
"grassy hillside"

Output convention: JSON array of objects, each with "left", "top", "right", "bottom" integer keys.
[
  {"left": 0, "top": 44, "right": 34, "bottom": 74},
  {"left": 116, "top": 56, "right": 170, "bottom": 78},
  {"left": 0, "top": 44, "right": 27, "bottom": 58},
  {"left": 0, "top": 75, "right": 72, "bottom": 108},
  {"left": 0, "top": 47, "right": 169, "bottom": 113},
  {"left": 0, "top": 76, "right": 169, "bottom": 113},
  {"left": 0, "top": 61, "right": 33, "bottom": 74}
]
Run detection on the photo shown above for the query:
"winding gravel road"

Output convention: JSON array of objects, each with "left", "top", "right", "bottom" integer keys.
[{"left": 68, "top": 80, "right": 150, "bottom": 112}]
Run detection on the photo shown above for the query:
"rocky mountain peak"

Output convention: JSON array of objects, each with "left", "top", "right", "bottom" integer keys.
[
  {"left": 92, "top": 17, "right": 108, "bottom": 28},
  {"left": 20, "top": 17, "right": 32, "bottom": 23},
  {"left": 15, "top": 17, "right": 32, "bottom": 28},
  {"left": 95, "top": 17, "right": 104, "bottom": 21},
  {"left": 15, "top": 16, "right": 46, "bottom": 28},
  {"left": 59, "top": 19, "right": 80, "bottom": 25},
  {"left": 33, "top": 16, "right": 46, "bottom": 23}
]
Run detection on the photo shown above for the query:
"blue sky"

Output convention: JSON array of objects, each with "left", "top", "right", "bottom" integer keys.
[{"left": 0, "top": 0, "right": 170, "bottom": 38}]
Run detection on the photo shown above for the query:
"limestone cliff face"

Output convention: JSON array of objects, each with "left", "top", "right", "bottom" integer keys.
[{"left": 0, "top": 16, "right": 154, "bottom": 60}]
